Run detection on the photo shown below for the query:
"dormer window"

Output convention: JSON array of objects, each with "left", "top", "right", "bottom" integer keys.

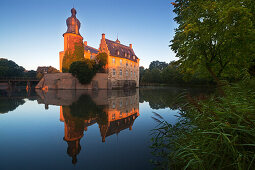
[
  {"left": 116, "top": 50, "right": 120, "bottom": 55},
  {"left": 125, "top": 53, "right": 127, "bottom": 57},
  {"left": 128, "top": 53, "right": 130, "bottom": 58},
  {"left": 133, "top": 56, "right": 135, "bottom": 60}
]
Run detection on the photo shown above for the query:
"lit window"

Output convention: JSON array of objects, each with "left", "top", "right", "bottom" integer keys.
[
  {"left": 120, "top": 59, "right": 122, "bottom": 65},
  {"left": 112, "top": 58, "right": 115, "bottom": 64},
  {"left": 120, "top": 69, "right": 122, "bottom": 76},
  {"left": 113, "top": 69, "right": 116, "bottom": 76},
  {"left": 126, "top": 70, "right": 128, "bottom": 76}
]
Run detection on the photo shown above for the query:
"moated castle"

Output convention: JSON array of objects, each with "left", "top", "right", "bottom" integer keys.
[{"left": 59, "top": 8, "right": 140, "bottom": 89}]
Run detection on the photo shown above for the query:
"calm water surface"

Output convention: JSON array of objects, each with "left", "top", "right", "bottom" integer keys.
[{"left": 0, "top": 87, "right": 211, "bottom": 170}]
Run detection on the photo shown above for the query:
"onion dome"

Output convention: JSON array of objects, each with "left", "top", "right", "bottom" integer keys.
[{"left": 65, "top": 8, "right": 81, "bottom": 35}]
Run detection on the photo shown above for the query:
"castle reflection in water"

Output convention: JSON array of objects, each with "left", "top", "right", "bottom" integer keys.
[{"left": 36, "top": 89, "right": 139, "bottom": 164}]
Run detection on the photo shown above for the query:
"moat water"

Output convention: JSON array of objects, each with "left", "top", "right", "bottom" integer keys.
[{"left": 0, "top": 87, "right": 212, "bottom": 170}]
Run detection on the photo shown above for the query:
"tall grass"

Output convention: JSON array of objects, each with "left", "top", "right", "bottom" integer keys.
[{"left": 151, "top": 80, "right": 255, "bottom": 169}]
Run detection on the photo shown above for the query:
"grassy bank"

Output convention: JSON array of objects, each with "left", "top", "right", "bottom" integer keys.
[{"left": 151, "top": 79, "right": 255, "bottom": 169}]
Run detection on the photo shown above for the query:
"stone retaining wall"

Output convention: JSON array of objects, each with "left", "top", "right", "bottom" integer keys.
[{"left": 35, "top": 73, "right": 108, "bottom": 90}]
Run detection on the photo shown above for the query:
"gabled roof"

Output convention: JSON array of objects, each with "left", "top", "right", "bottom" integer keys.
[
  {"left": 105, "top": 39, "right": 138, "bottom": 62},
  {"left": 84, "top": 45, "right": 99, "bottom": 54}
]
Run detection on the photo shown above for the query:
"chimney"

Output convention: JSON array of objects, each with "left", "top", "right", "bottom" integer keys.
[
  {"left": 129, "top": 44, "right": 132, "bottom": 49},
  {"left": 84, "top": 41, "right": 87, "bottom": 46},
  {"left": 102, "top": 33, "right": 105, "bottom": 39}
]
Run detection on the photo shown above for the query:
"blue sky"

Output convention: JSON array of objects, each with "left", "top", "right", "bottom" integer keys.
[{"left": 0, "top": 0, "right": 177, "bottom": 70}]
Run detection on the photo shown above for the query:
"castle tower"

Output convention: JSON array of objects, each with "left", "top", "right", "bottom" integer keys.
[{"left": 59, "top": 8, "right": 83, "bottom": 72}]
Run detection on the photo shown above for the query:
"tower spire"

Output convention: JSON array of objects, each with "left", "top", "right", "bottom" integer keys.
[{"left": 116, "top": 33, "right": 120, "bottom": 44}]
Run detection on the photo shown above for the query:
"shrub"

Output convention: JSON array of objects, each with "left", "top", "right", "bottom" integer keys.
[{"left": 69, "top": 60, "right": 96, "bottom": 84}]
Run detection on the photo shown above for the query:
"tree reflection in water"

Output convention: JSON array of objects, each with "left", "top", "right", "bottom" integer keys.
[
  {"left": 0, "top": 89, "right": 37, "bottom": 114},
  {"left": 36, "top": 89, "right": 140, "bottom": 164}
]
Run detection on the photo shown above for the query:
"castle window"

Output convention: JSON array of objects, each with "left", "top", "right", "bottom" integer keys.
[
  {"left": 120, "top": 59, "right": 122, "bottom": 65},
  {"left": 112, "top": 58, "right": 115, "bottom": 64},
  {"left": 113, "top": 69, "right": 116, "bottom": 76},
  {"left": 120, "top": 69, "right": 122, "bottom": 76}
]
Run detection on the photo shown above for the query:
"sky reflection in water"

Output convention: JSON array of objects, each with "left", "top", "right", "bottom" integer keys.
[{"left": 0, "top": 87, "right": 211, "bottom": 170}]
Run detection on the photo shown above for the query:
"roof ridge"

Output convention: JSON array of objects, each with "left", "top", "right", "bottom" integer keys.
[{"left": 105, "top": 39, "right": 131, "bottom": 49}]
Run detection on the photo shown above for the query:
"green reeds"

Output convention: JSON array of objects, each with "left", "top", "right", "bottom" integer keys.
[{"left": 151, "top": 80, "right": 255, "bottom": 169}]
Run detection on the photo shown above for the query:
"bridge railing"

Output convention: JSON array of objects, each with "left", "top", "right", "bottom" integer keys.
[{"left": 0, "top": 77, "right": 39, "bottom": 81}]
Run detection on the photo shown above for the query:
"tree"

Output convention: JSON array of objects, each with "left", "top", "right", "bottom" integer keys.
[
  {"left": 0, "top": 58, "right": 25, "bottom": 77},
  {"left": 69, "top": 60, "right": 96, "bottom": 84},
  {"left": 62, "top": 42, "right": 85, "bottom": 72},
  {"left": 149, "top": 61, "right": 168, "bottom": 70},
  {"left": 171, "top": 0, "right": 255, "bottom": 84}
]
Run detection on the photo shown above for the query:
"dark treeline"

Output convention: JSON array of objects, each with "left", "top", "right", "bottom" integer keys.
[
  {"left": 140, "top": 60, "right": 214, "bottom": 86},
  {"left": 0, "top": 58, "right": 37, "bottom": 78}
]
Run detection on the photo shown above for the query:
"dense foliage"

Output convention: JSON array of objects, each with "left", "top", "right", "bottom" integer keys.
[
  {"left": 62, "top": 42, "right": 85, "bottom": 72},
  {"left": 69, "top": 60, "right": 96, "bottom": 84},
  {"left": 152, "top": 80, "right": 255, "bottom": 169},
  {"left": 0, "top": 58, "right": 37, "bottom": 78},
  {"left": 69, "top": 53, "right": 107, "bottom": 84},
  {"left": 171, "top": 0, "right": 255, "bottom": 83},
  {"left": 151, "top": 0, "right": 255, "bottom": 169},
  {"left": 140, "top": 61, "right": 212, "bottom": 85},
  {"left": 0, "top": 58, "right": 25, "bottom": 77}
]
